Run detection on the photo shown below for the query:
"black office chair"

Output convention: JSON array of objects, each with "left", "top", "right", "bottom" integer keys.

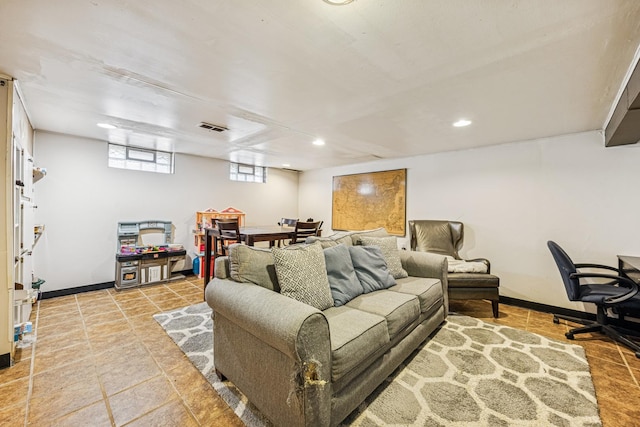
[{"left": 547, "top": 240, "right": 640, "bottom": 357}]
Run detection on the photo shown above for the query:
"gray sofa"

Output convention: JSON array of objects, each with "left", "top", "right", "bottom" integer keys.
[{"left": 205, "top": 229, "right": 448, "bottom": 426}]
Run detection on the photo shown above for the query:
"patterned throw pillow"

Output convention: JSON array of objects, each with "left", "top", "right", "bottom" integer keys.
[
  {"left": 272, "top": 243, "right": 334, "bottom": 310},
  {"left": 359, "top": 236, "right": 408, "bottom": 279}
]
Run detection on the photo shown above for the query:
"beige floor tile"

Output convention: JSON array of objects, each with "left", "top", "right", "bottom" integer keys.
[
  {"left": 36, "top": 325, "right": 85, "bottom": 344},
  {"left": 94, "top": 341, "right": 151, "bottom": 371},
  {"left": 35, "top": 328, "right": 88, "bottom": 354},
  {"left": 120, "top": 301, "right": 160, "bottom": 317},
  {"left": 110, "top": 289, "right": 146, "bottom": 302},
  {"left": 76, "top": 289, "right": 112, "bottom": 300},
  {"left": 33, "top": 341, "right": 92, "bottom": 374},
  {"left": 86, "top": 317, "right": 133, "bottom": 338},
  {"left": 78, "top": 300, "right": 121, "bottom": 317},
  {"left": 82, "top": 309, "right": 126, "bottom": 328},
  {"left": 108, "top": 375, "right": 178, "bottom": 426},
  {"left": 124, "top": 398, "right": 199, "bottom": 427},
  {"left": 88, "top": 328, "right": 134, "bottom": 355},
  {"left": 47, "top": 400, "right": 112, "bottom": 427},
  {"left": 31, "top": 357, "right": 98, "bottom": 398},
  {"left": 0, "top": 401, "right": 26, "bottom": 426},
  {"left": 28, "top": 376, "right": 103, "bottom": 423},
  {"left": 37, "top": 311, "right": 84, "bottom": 332},
  {"left": 99, "top": 353, "right": 162, "bottom": 396},
  {"left": 0, "top": 377, "right": 30, "bottom": 408},
  {"left": 128, "top": 313, "right": 165, "bottom": 332},
  {"left": 154, "top": 297, "right": 190, "bottom": 312}
]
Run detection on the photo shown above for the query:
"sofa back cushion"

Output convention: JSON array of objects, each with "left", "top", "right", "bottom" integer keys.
[
  {"left": 273, "top": 243, "right": 334, "bottom": 310},
  {"left": 349, "top": 227, "right": 390, "bottom": 246},
  {"left": 228, "top": 244, "right": 279, "bottom": 291},
  {"left": 359, "top": 236, "right": 408, "bottom": 279},
  {"left": 306, "top": 233, "right": 353, "bottom": 248},
  {"left": 324, "top": 244, "right": 363, "bottom": 306},
  {"left": 214, "top": 256, "right": 230, "bottom": 279},
  {"left": 348, "top": 246, "right": 396, "bottom": 293}
]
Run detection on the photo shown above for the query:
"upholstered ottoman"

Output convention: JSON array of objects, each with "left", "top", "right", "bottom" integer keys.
[{"left": 447, "top": 273, "right": 500, "bottom": 317}]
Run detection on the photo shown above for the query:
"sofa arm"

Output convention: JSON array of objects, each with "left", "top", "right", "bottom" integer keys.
[
  {"left": 207, "top": 278, "right": 332, "bottom": 426},
  {"left": 400, "top": 250, "right": 447, "bottom": 280},
  {"left": 400, "top": 250, "right": 449, "bottom": 310},
  {"left": 207, "top": 278, "right": 330, "bottom": 363}
]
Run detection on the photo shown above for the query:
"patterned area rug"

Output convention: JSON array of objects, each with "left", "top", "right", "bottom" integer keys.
[{"left": 154, "top": 303, "right": 601, "bottom": 427}]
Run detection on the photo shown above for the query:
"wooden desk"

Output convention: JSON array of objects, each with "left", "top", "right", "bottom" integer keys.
[{"left": 203, "top": 226, "right": 296, "bottom": 288}]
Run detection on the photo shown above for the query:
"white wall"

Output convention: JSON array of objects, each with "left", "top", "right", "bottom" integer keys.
[
  {"left": 299, "top": 130, "right": 640, "bottom": 311},
  {"left": 33, "top": 131, "right": 299, "bottom": 292}
]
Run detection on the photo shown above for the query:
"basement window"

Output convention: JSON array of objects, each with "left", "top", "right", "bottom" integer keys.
[
  {"left": 230, "top": 162, "right": 267, "bottom": 183},
  {"left": 108, "top": 143, "right": 174, "bottom": 174}
]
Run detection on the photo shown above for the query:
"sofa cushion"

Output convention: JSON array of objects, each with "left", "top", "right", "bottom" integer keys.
[
  {"left": 323, "top": 306, "right": 388, "bottom": 381},
  {"left": 324, "top": 244, "right": 363, "bottom": 306},
  {"left": 360, "top": 236, "right": 408, "bottom": 279},
  {"left": 308, "top": 238, "right": 339, "bottom": 249},
  {"left": 346, "top": 290, "right": 420, "bottom": 339},
  {"left": 348, "top": 246, "right": 396, "bottom": 293},
  {"left": 228, "top": 244, "right": 279, "bottom": 291},
  {"left": 390, "top": 276, "right": 443, "bottom": 317},
  {"left": 349, "top": 227, "right": 390, "bottom": 246},
  {"left": 306, "top": 233, "right": 353, "bottom": 248},
  {"left": 272, "top": 243, "right": 334, "bottom": 310}
]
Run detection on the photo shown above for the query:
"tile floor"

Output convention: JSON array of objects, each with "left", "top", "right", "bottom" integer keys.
[{"left": 1, "top": 278, "right": 639, "bottom": 426}]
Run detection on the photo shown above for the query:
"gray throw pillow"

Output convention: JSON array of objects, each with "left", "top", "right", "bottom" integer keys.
[
  {"left": 228, "top": 244, "right": 279, "bottom": 291},
  {"left": 359, "top": 236, "right": 408, "bottom": 279},
  {"left": 272, "top": 243, "right": 334, "bottom": 310},
  {"left": 324, "top": 244, "right": 363, "bottom": 306},
  {"left": 348, "top": 246, "right": 396, "bottom": 293}
]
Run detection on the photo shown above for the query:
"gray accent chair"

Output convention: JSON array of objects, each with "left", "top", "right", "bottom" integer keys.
[{"left": 409, "top": 219, "right": 500, "bottom": 317}]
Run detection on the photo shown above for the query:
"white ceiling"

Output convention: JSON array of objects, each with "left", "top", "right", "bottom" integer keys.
[{"left": 1, "top": 0, "right": 639, "bottom": 171}]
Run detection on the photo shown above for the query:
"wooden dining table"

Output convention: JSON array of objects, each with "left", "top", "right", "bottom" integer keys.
[{"left": 202, "top": 225, "right": 296, "bottom": 287}]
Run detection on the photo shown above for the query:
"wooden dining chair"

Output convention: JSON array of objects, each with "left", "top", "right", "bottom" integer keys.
[
  {"left": 277, "top": 218, "right": 298, "bottom": 246},
  {"left": 214, "top": 219, "right": 242, "bottom": 256},
  {"left": 290, "top": 220, "right": 322, "bottom": 244},
  {"left": 278, "top": 218, "right": 298, "bottom": 227}
]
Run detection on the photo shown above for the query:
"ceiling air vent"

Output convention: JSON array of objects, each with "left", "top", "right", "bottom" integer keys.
[{"left": 198, "top": 122, "right": 228, "bottom": 132}]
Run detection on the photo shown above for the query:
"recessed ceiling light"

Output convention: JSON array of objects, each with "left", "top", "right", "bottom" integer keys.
[
  {"left": 453, "top": 119, "right": 472, "bottom": 127},
  {"left": 282, "top": 163, "right": 291, "bottom": 168},
  {"left": 97, "top": 123, "right": 117, "bottom": 129},
  {"left": 313, "top": 139, "right": 325, "bottom": 146}
]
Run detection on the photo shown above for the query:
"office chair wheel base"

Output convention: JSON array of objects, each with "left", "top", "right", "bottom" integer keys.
[
  {"left": 565, "top": 332, "right": 575, "bottom": 340},
  {"left": 553, "top": 316, "right": 560, "bottom": 324}
]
